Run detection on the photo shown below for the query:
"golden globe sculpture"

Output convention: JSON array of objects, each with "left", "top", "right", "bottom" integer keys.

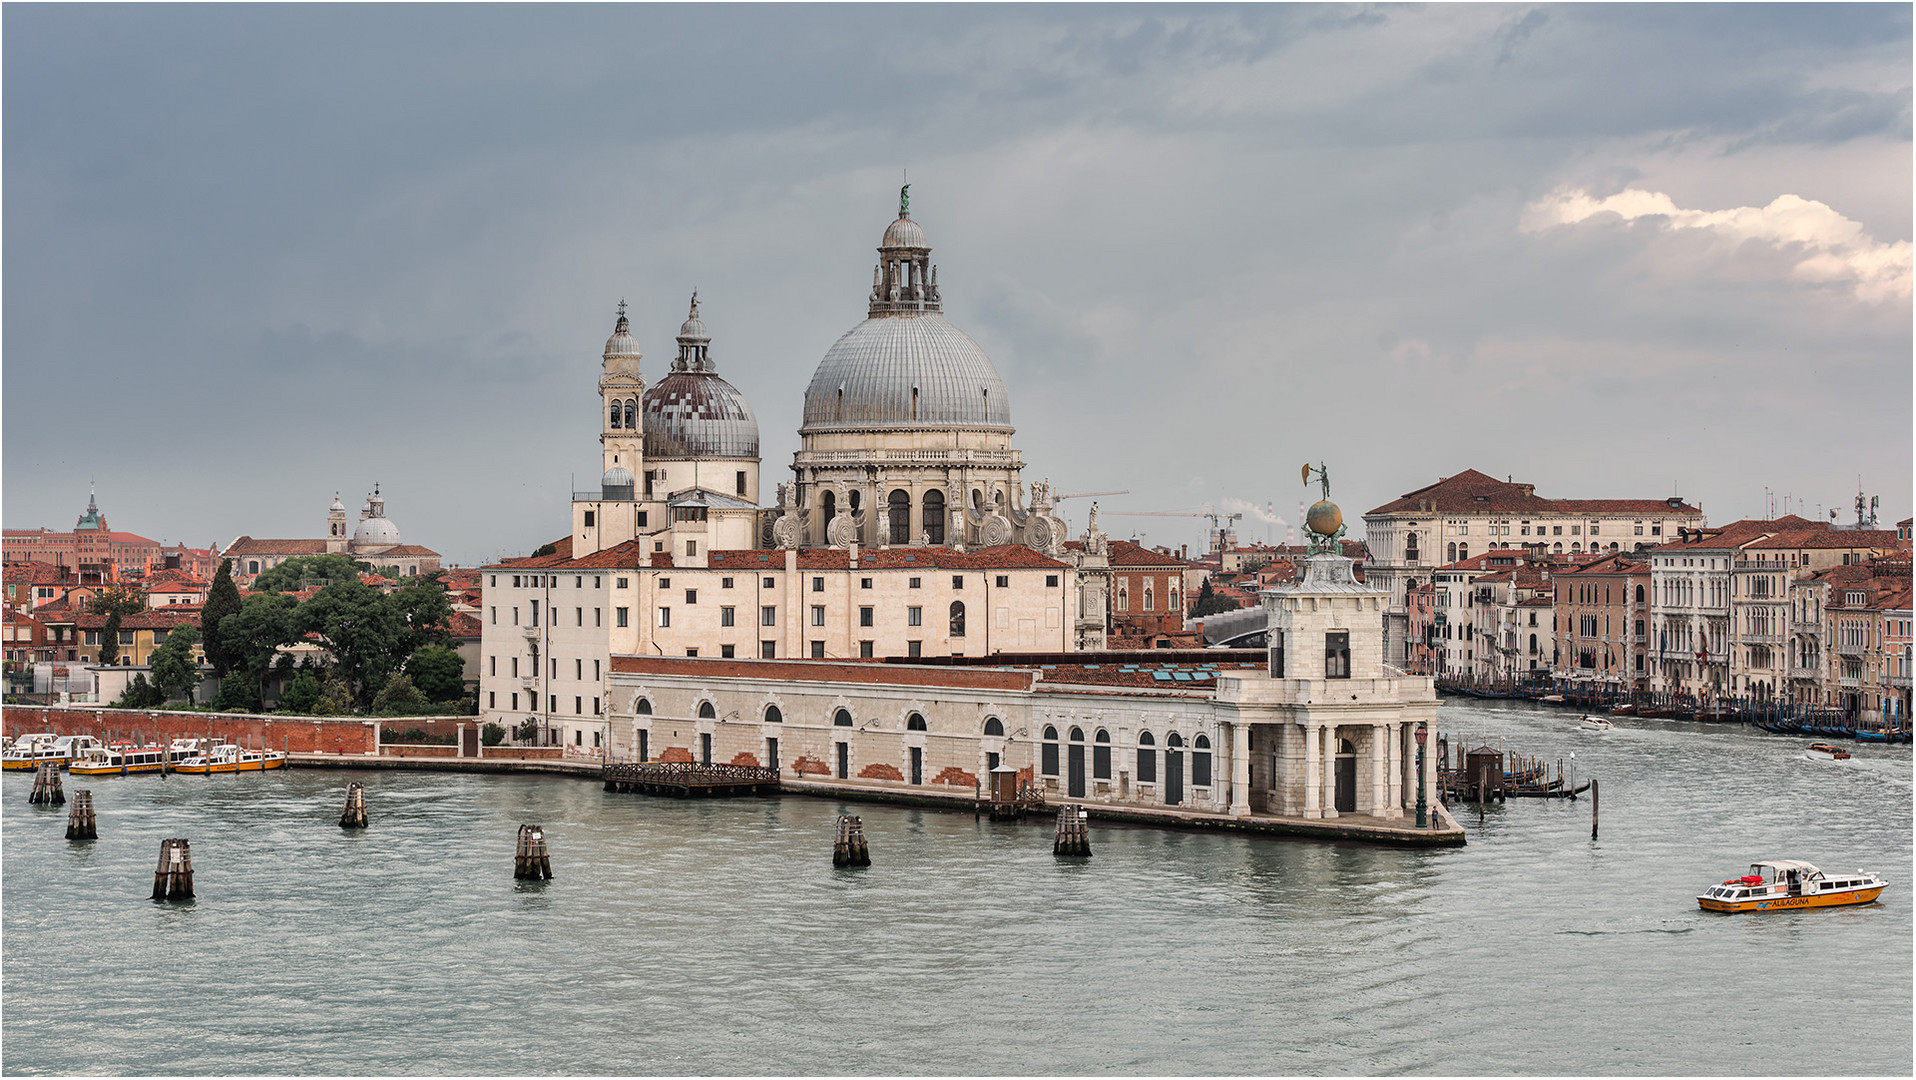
[{"left": 1306, "top": 499, "right": 1343, "bottom": 537}]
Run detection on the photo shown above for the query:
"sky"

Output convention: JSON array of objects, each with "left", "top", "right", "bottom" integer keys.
[{"left": 5, "top": 4, "right": 1910, "bottom": 565}]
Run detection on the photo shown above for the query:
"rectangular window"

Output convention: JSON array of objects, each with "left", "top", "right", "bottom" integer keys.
[
  {"left": 764, "top": 577, "right": 776, "bottom": 588},
  {"left": 685, "top": 541, "right": 697, "bottom": 558},
  {"left": 686, "top": 648, "right": 697, "bottom": 657},
  {"left": 721, "top": 577, "right": 734, "bottom": 589},
  {"left": 658, "top": 578, "right": 670, "bottom": 589},
  {"left": 859, "top": 606, "right": 874, "bottom": 627},
  {"left": 490, "top": 655, "right": 497, "bottom": 676},
  {"left": 908, "top": 606, "right": 922, "bottom": 627},
  {"left": 721, "top": 644, "right": 735, "bottom": 659},
  {"left": 531, "top": 600, "right": 539, "bottom": 626},
  {"left": 594, "top": 608, "right": 602, "bottom": 627},
  {"left": 761, "top": 640, "right": 776, "bottom": 659},
  {"left": 491, "top": 607, "right": 497, "bottom": 624},
  {"left": 511, "top": 692, "right": 518, "bottom": 710},
  {"left": 811, "top": 640, "right": 825, "bottom": 658},
  {"left": 1093, "top": 741, "right": 1110, "bottom": 780},
  {"left": 909, "top": 577, "right": 921, "bottom": 589},
  {"left": 721, "top": 606, "right": 735, "bottom": 627},
  {"left": 813, "top": 577, "right": 825, "bottom": 592},
  {"left": 512, "top": 657, "right": 519, "bottom": 676},
  {"left": 685, "top": 589, "right": 697, "bottom": 605},
  {"left": 512, "top": 607, "right": 519, "bottom": 625},
  {"left": 575, "top": 696, "right": 582, "bottom": 715},
  {"left": 576, "top": 607, "right": 584, "bottom": 626},
  {"left": 861, "top": 578, "right": 873, "bottom": 590},
  {"left": 996, "top": 575, "right": 1009, "bottom": 588},
  {"left": 584, "top": 510, "right": 595, "bottom": 527},
  {"left": 575, "top": 658, "right": 583, "bottom": 680},
  {"left": 616, "top": 607, "right": 629, "bottom": 628},
  {"left": 1325, "top": 631, "right": 1351, "bottom": 678},
  {"left": 953, "top": 575, "right": 964, "bottom": 589},
  {"left": 616, "top": 577, "right": 629, "bottom": 589},
  {"left": 489, "top": 691, "right": 496, "bottom": 708},
  {"left": 907, "top": 640, "right": 921, "bottom": 658},
  {"left": 1047, "top": 574, "right": 1059, "bottom": 587},
  {"left": 550, "top": 695, "right": 557, "bottom": 712},
  {"left": 1269, "top": 632, "right": 1285, "bottom": 678},
  {"left": 736, "top": 470, "right": 747, "bottom": 496},
  {"left": 859, "top": 640, "right": 874, "bottom": 658},
  {"left": 658, "top": 608, "right": 671, "bottom": 627},
  {"left": 1137, "top": 745, "right": 1157, "bottom": 784},
  {"left": 762, "top": 606, "right": 777, "bottom": 627},
  {"left": 812, "top": 605, "right": 826, "bottom": 627},
  {"left": 594, "top": 659, "right": 600, "bottom": 680}
]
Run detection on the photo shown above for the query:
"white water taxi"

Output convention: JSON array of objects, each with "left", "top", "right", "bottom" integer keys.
[
  {"left": 1805, "top": 742, "right": 1850, "bottom": 761},
  {"left": 172, "top": 744, "right": 286, "bottom": 775},
  {"left": 70, "top": 743, "right": 173, "bottom": 776},
  {"left": 1579, "top": 715, "right": 1614, "bottom": 731},
  {"left": 1, "top": 734, "right": 102, "bottom": 770},
  {"left": 1698, "top": 861, "right": 1887, "bottom": 913}
]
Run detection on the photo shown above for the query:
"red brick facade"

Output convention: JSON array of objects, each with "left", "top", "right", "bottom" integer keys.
[{"left": 1, "top": 706, "right": 375, "bottom": 754}]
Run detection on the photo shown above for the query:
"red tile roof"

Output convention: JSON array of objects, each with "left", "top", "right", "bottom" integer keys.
[
  {"left": 446, "top": 611, "right": 483, "bottom": 639},
  {"left": 1368, "top": 469, "right": 1700, "bottom": 517},
  {"left": 71, "top": 609, "right": 202, "bottom": 631},
  {"left": 222, "top": 537, "right": 331, "bottom": 557}
]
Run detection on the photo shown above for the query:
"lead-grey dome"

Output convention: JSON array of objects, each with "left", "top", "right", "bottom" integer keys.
[
  {"left": 353, "top": 516, "right": 401, "bottom": 547},
  {"left": 801, "top": 313, "right": 1011, "bottom": 431},
  {"left": 644, "top": 373, "right": 760, "bottom": 459}
]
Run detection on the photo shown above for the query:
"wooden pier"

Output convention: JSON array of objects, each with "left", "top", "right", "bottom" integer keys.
[{"left": 602, "top": 761, "right": 780, "bottom": 798}]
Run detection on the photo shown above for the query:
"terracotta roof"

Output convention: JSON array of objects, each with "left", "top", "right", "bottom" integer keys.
[
  {"left": 222, "top": 537, "right": 330, "bottom": 557},
  {"left": 490, "top": 536, "right": 577, "bottom": 569},
  {"left": 371, "top": 544, "right": 441, "bottom": 557},
  {"left": 611, "top": 654, "right": 1035, "bottom": 691},
  {"left": 1429, "top": 549, "right": 1532, "bottom": 573},
  {"left": 1643, "top": 517, "right": 1887, "bottom": 553},
  {"left": 1557, "top": 552, "right": 1646, "bottom": 575},
  {"left": 1101, "top": 539, "right": 1188, "bottom": 568},
  {"left": 1368, "top": 469, "right": 1700, "bottom": 517},
  {"left": 446, "top": 611, "right": 483, "bottom": 639},
  {"left": 106, "top": 531, "right": 159, "bottom": 545},
  {"left": 71, "top": 609, "right": 201, "bottom": 631},
  {"left": 4, "top": 562, "right": 71, "bottom": 585}
]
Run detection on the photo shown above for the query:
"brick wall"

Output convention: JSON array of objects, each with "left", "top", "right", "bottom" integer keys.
[{"left": 3, "top": 705, "right": 378, "bottom": 754}]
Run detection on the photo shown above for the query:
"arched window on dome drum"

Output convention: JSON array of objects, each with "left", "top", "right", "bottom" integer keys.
[
  {"left": 907, "top": 713, "right": 927, "bottom": 731},
  {"left": 821, "top": 490, "right": 836, "bottom": 529},
  {"left": 1093, "top": 729, "right": 1111, "bottom": 780},
  {"left": 949, "top": 601, "right": 965, "bottom": 638},
  {"left": 610, "top": 402, "right": 621, "bottom": 429},
  {"left": 833, "top": 709, "right": 853, "bottom": 727},
  {"left": 889, "top": 489, "right": 911, "bottom": 545},
  {"left": 849, "top": 490, "right": 861, "bottom": 515},
  {"left": 922, "top": 490, "right": 945, "bottom": 545},
  {"left": 1136, "top": 731, "right": 1157, "bottom": 783},
  {"left": 624, "top": 401, "right": 635, "bottom": 430},
  {"left": 983, "top": 716, "right": 1003, "bottom": 737}
]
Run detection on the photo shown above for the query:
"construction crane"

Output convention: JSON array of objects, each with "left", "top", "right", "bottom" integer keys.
[
  {"left": 1105, "top": 508, "right": 1245, "bottom": 554},
  {"left": 1053, "top": 489, "right": 1128, "bottom": 502}
]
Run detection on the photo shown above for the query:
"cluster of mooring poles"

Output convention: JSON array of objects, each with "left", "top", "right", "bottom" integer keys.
[
  {"left": 1052, "top": 806, "right": 1092, "bottom": 858},
  {"left": 832, "top": 815, "right": 872, "bottom": 867},
  {"left": 29, "top": 763, "right": 64, "bottom": 806},
  {"left": 514, "top": 824, "right": 553, "bottom": 880}
]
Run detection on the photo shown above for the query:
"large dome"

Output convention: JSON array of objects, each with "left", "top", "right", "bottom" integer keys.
[
  {"left": 801, "top": 313, "right": 1011, "bottom": 431},
  {"left": 353, "top": 516, "right": 401, "bottom": 547},
  {"left": 643, "top": 372, "right": 760, "bottom": 459}
]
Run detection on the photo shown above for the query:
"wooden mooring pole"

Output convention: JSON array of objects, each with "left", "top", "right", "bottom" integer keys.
[
  {"left": 1590, "top": 778, "right": 1600, "bottom": 840},
  {"left": 66, "top": 789, "right": 97, "bottom": 840},
  {"left": 1053, "top": 805, "right": 1092, "bottom": 858},
  {"left": 29, "top": 762, "right": 65, "bottom": 806},
  {"left": 151, "top": 838, "right": 194, "bottom": 900},
  {"left": 833, "top": 815, "right": 871, "bottom": 868},
  {"left": 514, "top": 824, "right": 552, "bottom": 880},
  {"left": 338, "top": 783, "right": 368, "bottom": 829}
]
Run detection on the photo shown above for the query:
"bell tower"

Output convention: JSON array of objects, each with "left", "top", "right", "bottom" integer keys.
[{"left": 600, "top": 300, "right": 646, "bottom": 478}]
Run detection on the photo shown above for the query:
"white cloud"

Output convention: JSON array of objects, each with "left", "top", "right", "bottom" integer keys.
[{"left": 1522, "top": 186, "right": 1912, "bottom": 303}]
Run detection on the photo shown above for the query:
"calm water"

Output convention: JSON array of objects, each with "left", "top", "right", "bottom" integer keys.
[{"left": 3, "top": 700, "right": 1910, "bottom": 1076}]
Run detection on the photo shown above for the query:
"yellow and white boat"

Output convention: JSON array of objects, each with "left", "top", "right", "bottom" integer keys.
[
  {"left": 70, "top": 743, "right": 173, "bottom": 776},
  {"left": 2, "top": 734, "right": 103, "bottom": 770},
  {"left": 1698, "top": 861, "right": 1887, "bottom": 913},
  {"left": 172, "top": 743, "right": 287, "bottom": 775}
]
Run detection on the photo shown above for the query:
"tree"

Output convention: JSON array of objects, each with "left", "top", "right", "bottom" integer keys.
[
  {"left": 406, "top": 645, "right": 467, "bottom": 703},
  {"left": 371, "top": 673, "right": 429, "bottom": 715},
  {"left": 388, "top": 574, "right": 453, "bottom": 658},
  {"left": 202, "top": 559, "right": 244, "bottom": 678},
  {"left": 530, "top": 542, "right": 558, "bottom": 558},
  {"left": 278, "top": 673, "right": 322, "bottom": 713},
  {"left": 149, "top": 627, "right": 201, "bottom": 702},
  {"left": 296, "top": 577, "right": 405, "bottom": 710},
  {"left": 217, "top": 593, "right": 299, "bottom": 712},
  {"left": 251, "top": 552, "right": 367, "bottom": 593},
  {"left": 114, "top": 674, "right": 165, "bottom": 709},
  {"left": 88, "top": 586, "right": 144, "bottom": 666},
  {"left": 1189, "top": 578, "right": 1240, "bottom": 618}
]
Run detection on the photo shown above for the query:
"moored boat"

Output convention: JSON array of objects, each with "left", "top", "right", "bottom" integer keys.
[
  {"left": 1, "top": 734, "right": 103, "bottom": 770},
  {"left": 1806, "top": 742, "right": 1850, "bottom": 761},
  {"left": 1579, "top": 715, "right": 1614, "bottom": 731},
  {"left": 1608, "top": 704, "right": 1636, "bottom": 716},
  {"left": 1698, "top": 861, "right": 1886, "bottom": 913},
  {"left": 70, "top": 743, "right": 173, "bottom": 776},
  {"left": 172, "top": 743, "right": 286, "bottom": 775}
]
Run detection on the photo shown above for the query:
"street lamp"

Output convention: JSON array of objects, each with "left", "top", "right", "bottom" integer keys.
[{"left": 1414, "top": 722, "right": 1429, "bottom": 828}]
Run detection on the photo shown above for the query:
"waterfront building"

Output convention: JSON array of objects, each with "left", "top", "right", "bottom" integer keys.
[
  {"left": 1465, "top": 564, "right": 1555, "bottom": 682},
  {"left": 600, "top": 485, "right": 1442, "bottom": 829},
  {"left": 1063, "top": 537, "right": 1189, "bottom": 645},
  {"left": 1649, "top": 518, "right": 1899, "bottom": 699},
  {"left": 1363, "top": 469, "right": 1703, "bottom": 667},
  {"left": 34, "top": 607, "right": 202, "bottom": 668},
  {"left": 1551, "top": 552, "right": 1650, "bottom": 691},
  {"left": 223, "top": 486, "right": 442, "bottom": 584},
  {"left": 1806, "top": 555, "right": 1912, "bottom": 723},
  {"left": 1, "top": 488, "right": 208, "bottom": 579},
  {"left": 1421, "top": 548, "right": 1529, "bottom": 677}
]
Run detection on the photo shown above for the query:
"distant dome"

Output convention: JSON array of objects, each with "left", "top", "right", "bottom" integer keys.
[
  {"left": 882, "top": 213, "right": 927, "bottom": 249},
  {"left": 604, "top": 304, "right": 641, "bottom": 359},
  {"left": 330, "top": 495, "right": 346, "bottom": 512},
  {"left": 601, "top": 466, "right": 635, "bottom": 486},
  {"left": 643, "top": 372, "right": 759, "bottom": 459},
  {"left": 802, "top": 314, "right": 1010, "bottom": 431},
  {"left": 353, "top": 517, "right": 402, "bottom": 547}
]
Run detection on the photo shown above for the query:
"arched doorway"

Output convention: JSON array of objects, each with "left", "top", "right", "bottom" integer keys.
[
  {"left": 1165, "top": 733, "right": 1185, "bottom": 806},
  {"left": 1067, "top": 726, "right": 1086, "bottom": 798},
  {"left": 1334, "top": 738, "right": 1357, "bottom": 813}
]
